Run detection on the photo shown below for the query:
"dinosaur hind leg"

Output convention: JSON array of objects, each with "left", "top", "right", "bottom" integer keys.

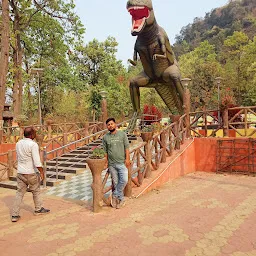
[
  {"left": 162, "top": 65, "right": 184, "bottom": 113},
  {"left": 129, "top": 72, "right": 150, "bottom": 113}
]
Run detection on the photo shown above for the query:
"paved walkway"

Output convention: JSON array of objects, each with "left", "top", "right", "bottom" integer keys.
[{"left": 1, "top": 172, "right": 256, "bottom": 256}]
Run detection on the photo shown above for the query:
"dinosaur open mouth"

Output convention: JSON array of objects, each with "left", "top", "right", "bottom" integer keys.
[{"left": 128, "top": 6, "right": 150, "bottom": 34}]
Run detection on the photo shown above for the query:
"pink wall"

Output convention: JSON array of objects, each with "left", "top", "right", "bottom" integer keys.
[
  {"left": 194, "top": 137, "right": 252, "bottom": 172},
  {"left": 194, "top": 138, "right": 217, "bottom": 172},
  {"left": 0, "top": 144, "right": 15, "bottom": 154},
  {"left": 135, "top": 140, "right": 196, "bottom": 197},
  {"left": 135, "top": 137, "right": 252, "bottom": 197},
  {"left": 0, "top": 144, "right": 16, "bottom": 163}
]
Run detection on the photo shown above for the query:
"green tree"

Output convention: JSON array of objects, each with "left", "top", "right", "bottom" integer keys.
[
  {"left": 221, "top": 31, "right": 249, "bottom": 104},
  {"left": 179, "top": 41, "right": 223, "bottom": 109}
]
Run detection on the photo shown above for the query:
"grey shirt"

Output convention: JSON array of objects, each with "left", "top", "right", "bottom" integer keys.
[{"left": 102, "top": 130, "right": 129, "bottom": 166}]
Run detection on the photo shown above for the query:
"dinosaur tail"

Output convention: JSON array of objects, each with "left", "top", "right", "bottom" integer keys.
[
  {"left": 155, "top": 81, "right": 183, "bottom": 114},
  {"left": 127, "top": 112, "right": 138, "bottom": 133}
]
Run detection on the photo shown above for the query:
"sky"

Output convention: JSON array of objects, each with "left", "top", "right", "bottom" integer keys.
[{"left": 74, "top": 0, "right": 228, "bottom": 65}]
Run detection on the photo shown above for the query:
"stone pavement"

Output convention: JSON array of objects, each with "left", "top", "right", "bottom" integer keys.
[{"left": 0, "top": 172, "right": 256, "bottom": 256}]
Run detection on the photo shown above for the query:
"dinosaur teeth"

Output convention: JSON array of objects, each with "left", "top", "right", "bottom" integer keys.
[{"left": 128, "top": 6, "right": 146, "bottom": 11}]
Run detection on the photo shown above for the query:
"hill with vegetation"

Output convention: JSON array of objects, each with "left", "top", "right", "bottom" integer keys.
[
  {"left": 174, "top": 0, "right": 256, "bottom": 56},
  {"left": 174, "top": 0, "right": 256, "bottom": 110}
]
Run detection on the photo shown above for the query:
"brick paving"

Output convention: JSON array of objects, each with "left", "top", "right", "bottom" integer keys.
[{"left": 0, "top": 172, "right": 256, "bottom": 256}]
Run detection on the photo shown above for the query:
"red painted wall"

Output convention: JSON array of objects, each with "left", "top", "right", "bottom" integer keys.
[
  {"left": 194, "top": 137, "right": 252, "bottom": 173},
  {"left": 194, "top": 138, "right": 217, "bottom": 172},
  {"left": 0, "top": 144, "right": 16, "bottom": 163},
  {"left": 0, "top": 144, "right": 15, "bottom": 154},
  {"left": 135, "top": 140, "right": 196, "bottom": 197}
]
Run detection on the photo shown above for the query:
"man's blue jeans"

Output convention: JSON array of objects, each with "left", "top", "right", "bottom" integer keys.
[{"left": 108, "top": 163, "right": 128, "bottom": 201}]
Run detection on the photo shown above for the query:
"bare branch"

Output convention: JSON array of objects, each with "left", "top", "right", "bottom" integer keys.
[{"left": 33, "top": 0, "right": 72, "bottom": 21}]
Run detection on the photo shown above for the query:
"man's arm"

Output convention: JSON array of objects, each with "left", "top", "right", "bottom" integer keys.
[
  {"left": 124, "top": 133, "right": 130, "bottom": 167},
  {"left": 125, "top": 149, "right": 130, "bottom": 168},
  {"left": 37, "top": 167, "right": 44, "bottom": 181},
  {"left": 102, "top": 137, "right": 108, "bottom": 169},
  {"left": 31, "top": 143, "right": 44, "bottom": 180}
]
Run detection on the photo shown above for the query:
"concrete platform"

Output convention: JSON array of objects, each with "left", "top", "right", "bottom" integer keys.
[{"left": 0, "top": 172, "right": 256, "bottom": 256}]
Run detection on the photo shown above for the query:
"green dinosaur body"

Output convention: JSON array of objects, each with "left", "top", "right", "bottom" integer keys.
[{"left": 127, "top": 0, "right": 184, "bottom": 116}]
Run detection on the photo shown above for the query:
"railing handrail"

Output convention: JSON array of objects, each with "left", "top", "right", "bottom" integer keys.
[
  {"left": 44, "top": 124, "right": 101, "bottom": 144},
  {"left": 2, "top": 121, "right": 103, "bottom": 131},
  {"left": 44, "top": 119, "right": 131, "bottom": 156}
]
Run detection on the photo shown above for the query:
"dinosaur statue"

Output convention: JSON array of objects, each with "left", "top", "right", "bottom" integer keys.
[{"left": 126, "top": 0, "right": 184, "bottom": 130}]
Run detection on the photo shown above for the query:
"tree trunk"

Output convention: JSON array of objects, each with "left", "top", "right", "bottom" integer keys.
[
  {"left": 13, "top": 48, "right": 19, "bottom": 117},
  {"left": 0, "top": 0, "right": 10, "bottom": 143},
  {"left": 11, "top": 1, "right": 23, "bottom": 118}
]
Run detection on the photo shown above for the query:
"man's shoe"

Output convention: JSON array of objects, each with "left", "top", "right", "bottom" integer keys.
[
  {"left": 11, "top": 216, "right": 20, "bottom": 222},
  {"left": 34, "top": 207, "right": 50, "bottom": 215},
  {"left": 116, "top": 199, "right": 126, "bottom": 209},
  {"left": 111, "top": 195, "right": 117, "bottom": 208}
]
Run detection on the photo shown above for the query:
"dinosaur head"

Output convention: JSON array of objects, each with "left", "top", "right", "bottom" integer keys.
[{"left": 127, "top": 0, "right": 155, "bottom": 36}]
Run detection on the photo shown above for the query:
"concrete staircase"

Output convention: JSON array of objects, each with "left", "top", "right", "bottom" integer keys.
[{"left": 0, "top": 134, "right": 137, "bottom": 190}]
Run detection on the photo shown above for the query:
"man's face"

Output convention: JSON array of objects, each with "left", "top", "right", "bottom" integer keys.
[{"left": 107, "top": 120, "right": 117, "bottom": 132}]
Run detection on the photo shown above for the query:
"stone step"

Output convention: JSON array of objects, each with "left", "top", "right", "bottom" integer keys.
[
  {"left": 88, "top": 142, "right": 102, "bottom": 146},
  {"left": 0, "top": 180, "right": 17, "bottom": 190},
  {"left": 61, "top": 153, "right": 90, "bottom": 158},
  {"left": 75, "top": 147, "right": 92, "bottom": 151},
  {"left": 0, "top": 177, "right": 61, "bottom": 190},
  {"left": 8, "top": 172, "right": 73, "bottom": 181},
  {"left": 47, "top": 159, "right": 87, "bottom": 166},
  {"left": 46, "top": 166, "right": 85, "bottom": 174},
  {"left": 68, "top": 150, "right": 90, "bottom": 154},
  {"left": 46, "top": 171, "right": 74, "bottom": 180},
  {"left": 48, "top": 162, "right": 86, "bottom": 168}
]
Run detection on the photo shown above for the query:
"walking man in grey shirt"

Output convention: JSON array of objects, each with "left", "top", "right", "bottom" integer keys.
[
  {"left": 102, "top": 118, "right": 130, "bottom": 209},
  {"left": 11, "top": 127, "right": 50, "bottom": 222}
]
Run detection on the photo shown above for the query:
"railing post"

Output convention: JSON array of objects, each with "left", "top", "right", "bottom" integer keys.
[
  {"left": 63, "top": 123, "right": 67, "bottom": 134},
  {"left": 181, "top": 120, "right": 185, "bottom": 144},
  {"left": 137, "top": 149, "right": 143, "bottom": 184},
  {"left": 170, "top": 115, "right": 180, "bottom": 150},
  {"left": 145, "top": 141, "right": 152, "bottom": 178},
  {"left": 63, "top": 133, "right": 67, "bottom": 146},
  {"left": 0, "top": 120, "right": 3, "bottom": 144},
  {"left": 19, "top": 126, "right": 24, "bottom": 141},
  {"left": 174, "top": 122, "right": 180, "bottom": 150},
  {"left": 43, "top": 146, "right": 47, "bottom": 188},
  {"left": 124, "top": 165, "right": 132, "bottom": 197},
  {"left": 203, "top": 105, "right": 207, "bottom": 137},
  {"left": 168, "top": 127, "right": 174, "bottom": 156},
  {"left": 7, "top": 150, "right": 14, "bottom": 178},
  {"left": 183, "top": 87, "right": 191, "bottom": 138},
  {"left": 155, "top": 139, "right": 160, "bottom": 169},
  {"left": 160, "top": 131, "right": 167, "bottom": 163},
  {"left": 47, "top": 124, "right": 52, "bottom": 139},
  {"left": 245, "top": 108, "right": 248, "bottom": 136},
  {"left": 223, "top": 108, "right": 229, "bottom": 137},
  {"left": 84, "top": 122, "right": 89, "bottom": 144}
]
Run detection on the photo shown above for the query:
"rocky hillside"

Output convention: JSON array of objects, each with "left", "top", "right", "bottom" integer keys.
[{"left": 174, "top": 0, "right": 256, "bottom": 57}]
